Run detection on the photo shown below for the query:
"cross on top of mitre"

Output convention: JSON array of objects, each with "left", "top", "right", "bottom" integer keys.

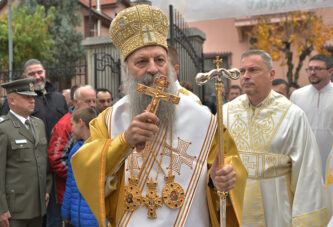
[{"left": 142, "top": 25, "right": 156, "bottom": 43}]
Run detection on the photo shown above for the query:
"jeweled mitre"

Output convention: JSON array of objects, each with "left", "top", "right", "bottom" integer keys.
[{"left": 109, "top": 4, "right": 169, "bottom": 60}]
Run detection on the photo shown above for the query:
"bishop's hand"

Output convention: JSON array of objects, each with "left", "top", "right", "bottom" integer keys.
[
  {"left": 210, "top": 152, "right": 236, "bottom": 192},
  {"left": 124, "top": 112, "right": 159, "bottom": 149}
]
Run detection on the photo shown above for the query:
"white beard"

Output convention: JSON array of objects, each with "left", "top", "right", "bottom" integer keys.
[{"left": 123, "top": 63, "right": 177, "bottom": 129}]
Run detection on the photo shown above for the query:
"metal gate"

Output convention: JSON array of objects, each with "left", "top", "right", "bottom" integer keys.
[
  {"left": 0, "top": 59, "right": 87, "bottom": 101},
  {"left": 168, "top": 5, "right": 204, "bottom": 99},
  {"left": 92, "top": 43, "right": 121, "bottom": 99}
]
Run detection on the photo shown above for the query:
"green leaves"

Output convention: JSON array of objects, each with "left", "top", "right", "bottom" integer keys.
[
  {"left": 35, "top": 0, "right": 85, "bottom": 64},
  {"left": 0, "top": 4, "right": 55, "bottom": 68},
  {"left": 0, "top": 0, "right": 85, "bottom": 69}
]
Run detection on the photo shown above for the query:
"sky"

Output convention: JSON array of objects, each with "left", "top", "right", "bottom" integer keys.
[{"left": 150, "top": 0, "right": 333, "bottom": 22}]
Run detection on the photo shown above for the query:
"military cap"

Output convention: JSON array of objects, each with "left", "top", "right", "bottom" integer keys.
[
  {"left": 109, "top": 4, "right": 169, "bottom": 60},
  {"left": 1, "top": 78, "right": 37, "bottom": 96}
]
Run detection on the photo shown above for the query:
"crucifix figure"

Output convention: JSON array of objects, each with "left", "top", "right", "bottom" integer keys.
[
  {"left": 136, "top": 74, "right": 180, "bottom": 150},
  {"left": 195, "top": 57, "right": 240, "bottom": 227},
  {"left": 136, "top": 75, "right": 180, "bottom": 114}
]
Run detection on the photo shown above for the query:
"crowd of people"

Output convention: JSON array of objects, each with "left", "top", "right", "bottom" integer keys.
[{"left": 0, "top": 4, "right": 332, "bottom": 227}]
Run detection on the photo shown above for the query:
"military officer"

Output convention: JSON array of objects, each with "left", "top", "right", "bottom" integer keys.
[{"left": 0, "top": 78, "right": 51, "bottom": 227}]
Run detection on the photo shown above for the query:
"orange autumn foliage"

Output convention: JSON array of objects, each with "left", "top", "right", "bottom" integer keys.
[{"left": 249, "top": 11, "right": 333, "bottom": 86}]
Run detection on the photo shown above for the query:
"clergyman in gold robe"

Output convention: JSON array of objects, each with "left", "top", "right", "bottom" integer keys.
[
  {"left": 71, "top": 4, "right": 247, "bottom": 227},
  {"left": 223, "top": 49, "right": 328, "bottom": 226}
]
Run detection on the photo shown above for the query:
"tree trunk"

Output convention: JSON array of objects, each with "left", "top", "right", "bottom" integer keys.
[
  {"left": 294, "top": 45, "right": 313, "bottom": 86},
  {"left": 285, "top": 42, "right": 294, "bottom": 85}
]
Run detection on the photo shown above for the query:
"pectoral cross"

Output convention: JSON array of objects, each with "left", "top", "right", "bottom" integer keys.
[
  {"left": 142, "top": 180, "right": 162, "bottom": 218},
  {"left": 136, "top": 75, "right": 180, "bottom": 114}
]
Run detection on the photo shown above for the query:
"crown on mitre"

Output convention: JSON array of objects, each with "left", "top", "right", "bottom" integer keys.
[{"left": 109, "top": 4, "right": 169, "bottom": 60}]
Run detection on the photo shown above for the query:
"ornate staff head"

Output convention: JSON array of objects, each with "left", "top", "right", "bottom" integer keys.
[{"left": 195, "top": 68, "right": 240, "bottom": 85}]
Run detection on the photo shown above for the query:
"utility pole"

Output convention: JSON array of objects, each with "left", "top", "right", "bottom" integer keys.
[
  {"left": 8, "top": 0, "right": 13, "bottom": 81},
  {"left": 97, "top": 0, "right": 101, "bottom": 36},
  {"left": 89, "top": 0, "right": 92, "bottom": 37}
]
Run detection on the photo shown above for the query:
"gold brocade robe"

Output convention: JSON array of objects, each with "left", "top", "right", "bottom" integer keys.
[
  {"left": 224, "top": 91, "right": 328, "bottom": 227},
  {"left": 71, "top": 95, "right": 247, "bottom": 227},
  {"left": 325, "top": 147, "right": 333, "bottom": 223}
]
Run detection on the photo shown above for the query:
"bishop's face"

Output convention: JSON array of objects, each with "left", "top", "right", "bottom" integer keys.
[
  {"left": 123, "top": 46, "right": 176, "bottom": 128},
  {"left": 126, "top": 46, "right": 169, "bottom": 82}
]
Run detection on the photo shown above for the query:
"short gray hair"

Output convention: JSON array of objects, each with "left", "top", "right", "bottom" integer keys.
[
  {"left": 241, "top": 49, "right": 273, "bottom": 70},
  {"left": 62, "top": 89, "right": 70, "bottom": 94},
  {"left": 23, "top": 59, "right": 43, "bottom": 73},
  {"left": 74, "top": 85, "right": 95, "bottom": 100}
]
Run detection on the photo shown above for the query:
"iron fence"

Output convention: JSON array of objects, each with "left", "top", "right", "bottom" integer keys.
[
  {"left": 168, "top": 5, "right": 204, "bottom": 99},
  {"left": 0, "top": 58, "right": 87, "bottom": 102}
]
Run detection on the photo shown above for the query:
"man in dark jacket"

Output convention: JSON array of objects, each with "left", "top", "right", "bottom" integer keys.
[{"left": 0, "top": 59, "right": 68, "bottom": 227}]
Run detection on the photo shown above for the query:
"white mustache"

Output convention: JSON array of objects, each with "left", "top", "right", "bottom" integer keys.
[{"left": 138, "top": 74, "right": 157, "bottom": 86}]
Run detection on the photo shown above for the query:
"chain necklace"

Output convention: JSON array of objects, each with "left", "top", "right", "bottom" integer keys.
[{"left": 124, "top": 126, "right": 185, "bottom": 218}]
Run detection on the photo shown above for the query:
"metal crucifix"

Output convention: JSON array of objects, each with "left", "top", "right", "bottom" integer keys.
[
  {"left": 195, "top": 56, "right": 240, "bottom": 227},
  {"left": 136, "top": 75, "right": 180, "bottom": 114},
  {"left": 136, "top": 75, "right": 180, "bottom": 150}
]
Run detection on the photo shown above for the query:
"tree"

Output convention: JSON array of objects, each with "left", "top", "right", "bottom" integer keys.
[
  {"left": 17, "top": 0, "right": 86, "bottom": 64},
  {"left": 249, "top": 11, "right": 333, "bottom": 86},
  {"left": 0, "top": 5, "right": 54, "bottom": 69}
]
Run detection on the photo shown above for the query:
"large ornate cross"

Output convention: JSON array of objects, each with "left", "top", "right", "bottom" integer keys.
[
  {"left": 195, "top": 57, "right": 240, "bottom": 227},
  {"left": 136, "top": 75, "right": 180, "bottom": 114},
  {"left": 136, "top": 75, "right": 180, "bottom": 150}
]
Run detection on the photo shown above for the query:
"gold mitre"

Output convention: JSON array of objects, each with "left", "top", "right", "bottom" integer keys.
[{"left": 109, "top": 4, "right": 169, "bottom": 60}]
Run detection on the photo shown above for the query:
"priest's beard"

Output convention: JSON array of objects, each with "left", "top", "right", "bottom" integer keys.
[
  {"left": 123, "top": 63, "right": 177, "bottom": 129},
  {"left": 308, "top": 75, "right": 321, "bottom": 85}
]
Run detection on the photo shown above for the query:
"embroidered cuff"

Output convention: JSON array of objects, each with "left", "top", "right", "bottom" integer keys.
[{"left": 119, "top": 132, "right": 129, "bottom": 146}]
